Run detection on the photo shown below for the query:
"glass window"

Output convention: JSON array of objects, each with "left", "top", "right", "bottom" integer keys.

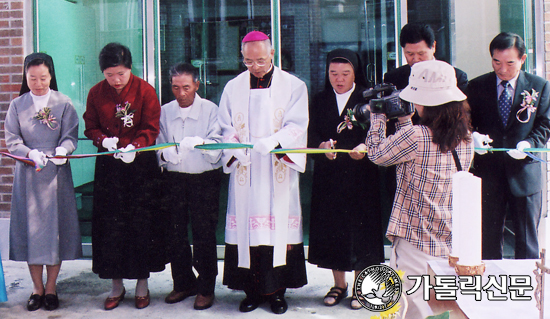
[
  {"left": 159, "top": 0, "right": 271, "bottom": 106},
  {"left": 280, "top": 0, "right": 397, "bottom": 96},
  {"left": 36, "top": 0, "right": 145, "bottom": 187},
  {"left": 408, "top": 0, "right": 536, "bottom": 79},
  {"left": 406, "top": 0, "right": 451, "bottom": 64}
]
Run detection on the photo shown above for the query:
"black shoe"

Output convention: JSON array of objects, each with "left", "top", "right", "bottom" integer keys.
[
  {"left": 270, "top": 294, "right": 288, "bottom": 314},
  {"left": 239, "top": 296, "right": 262, "bottom": 313},
  {"left": 27, "top": 294, "right": 44, "bottom": 311},
  {"left": 44, "top": 293, "right": 59, "bottom": 311}
]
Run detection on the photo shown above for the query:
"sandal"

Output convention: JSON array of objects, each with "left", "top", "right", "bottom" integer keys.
[
  {"left": 323, "top": 285, "right": 348, "bottom": 306},
  {"left": 350, "top": 295, "right": 365, "bottom": 310}
]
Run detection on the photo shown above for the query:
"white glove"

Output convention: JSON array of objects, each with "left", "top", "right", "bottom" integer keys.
[
  {"left": 201, "top": 149, "right": 219, "bottom": 156},
  {"left": 102, "top": 137, "right": 119, "bottom": 151},
  {"left": 252, "top": 137, "right": 279, "bottom": 156},
  {"left": 472, "top": 132, "right": 493, "bottom": 155},
  {"left": 114, "top": 144, "right": 136, "bottom": 163},
  {"left": 179, "top": 136, "right": 204, "bottom": 151},
  {"left": 50, "top": 146, "right": 68, "bottom": 165},
  {"left": 162, "top": 146, "right": 182, "bottom": 165},
  {"left": 229, "top": 149, "right": 251, "bottom": 166},
  {"left": 28, "top": 149, "right": 48, "bottom": 168},
  {"left": 507, "top": 141, "right": 531, "bottom": 160}
]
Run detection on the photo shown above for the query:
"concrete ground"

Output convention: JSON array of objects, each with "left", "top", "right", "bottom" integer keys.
[{"left": 0, "top": 259, "right": 388, "bottom": 319}]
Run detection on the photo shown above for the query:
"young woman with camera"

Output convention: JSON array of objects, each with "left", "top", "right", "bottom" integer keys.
[{"left": 366, "top": 60, "right": 474, "bottom": 318}]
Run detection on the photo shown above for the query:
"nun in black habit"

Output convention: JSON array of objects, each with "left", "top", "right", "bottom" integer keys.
[{"left": 307, "top": 48, "right": 384, "bottom": 309}]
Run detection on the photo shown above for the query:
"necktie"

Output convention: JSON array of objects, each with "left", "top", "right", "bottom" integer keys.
[{"left": 498, "top": 81, "right": 512, "bottom": 126}]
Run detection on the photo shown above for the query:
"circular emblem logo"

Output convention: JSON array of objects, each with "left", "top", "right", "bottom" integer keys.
[{"left": 354, "top": 264, "right": 402, "bottom": 312}]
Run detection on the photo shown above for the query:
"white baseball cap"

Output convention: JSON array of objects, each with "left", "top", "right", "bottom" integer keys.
[{"left": 399, "top": 60, "right": 466, "bottom": 106}]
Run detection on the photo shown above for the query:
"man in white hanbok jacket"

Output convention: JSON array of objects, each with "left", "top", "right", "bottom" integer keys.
[
  {"left": 218, "top": 31, "right": 309, "bottom": 315},
  {"left": 157, "top": 63, "right": 222, "bottom": 311}
]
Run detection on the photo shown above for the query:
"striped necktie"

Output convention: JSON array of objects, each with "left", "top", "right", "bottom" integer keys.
[{"left": 498, "top": 81, "right": 512, "bottom": 126}]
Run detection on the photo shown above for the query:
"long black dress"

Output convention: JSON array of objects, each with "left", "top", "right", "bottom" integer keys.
[
  {"left": 85, "top": 76, "right": 167, "bottom": 279},
  {"left": 308, "top": 85, "right": 384, "bottom": 271}
]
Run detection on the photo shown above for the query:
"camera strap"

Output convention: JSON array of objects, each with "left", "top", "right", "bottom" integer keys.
[{"left": 451, "top": 149, "right": 463, "bottom": 171}]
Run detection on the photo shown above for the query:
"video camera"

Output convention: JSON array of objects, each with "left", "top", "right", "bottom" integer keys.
[{"left": 352, "top": 83, "right": 415, "bottom": 123}]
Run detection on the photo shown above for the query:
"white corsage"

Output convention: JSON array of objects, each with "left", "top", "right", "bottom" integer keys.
[
  {"left": 516, "top": 89, "right": 538, "bottom": 123},
  {"left": 115, "top": 102, "right": 135, "bottom": 128}
]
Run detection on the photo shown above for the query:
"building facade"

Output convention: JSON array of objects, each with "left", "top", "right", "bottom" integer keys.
[{"left": 0, "top": 0, "right": 549, "bottom": 256}]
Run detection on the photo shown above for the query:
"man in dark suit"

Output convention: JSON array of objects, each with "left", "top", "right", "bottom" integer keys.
[
  {"left": 468, "top": 32, "right": 550, "bottom": 260},
  {"left": 384, "top": 23, "right": 468, "bottom": 92}
]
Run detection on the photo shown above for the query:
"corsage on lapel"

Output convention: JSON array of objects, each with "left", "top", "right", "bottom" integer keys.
[
  {"left": 516, "top": 89, "right": 538, "bottom": 123},
  {"left": 115, "top": 101, "right": 135, "bottom": 128},
  {"left": 33, "top": 107, "right": 58, "bottom": 130},
  {"left": 336, "top": 109, "right": 367, "bottom": 133}
]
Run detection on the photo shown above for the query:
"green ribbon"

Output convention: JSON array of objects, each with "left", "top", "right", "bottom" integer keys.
[
  {"left": 196, "top": 143, "right": 550, "bottom": 154},
  {"left": 196, "top": 143, "right": 363, "bottom": 153},
  {"left": 5, "top": 142, "right": 550, "bottom": 173}
]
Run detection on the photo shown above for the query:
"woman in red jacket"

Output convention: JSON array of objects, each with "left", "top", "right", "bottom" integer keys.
[{"left": 83, "top": 43, "right": 166, "bottom": 310}]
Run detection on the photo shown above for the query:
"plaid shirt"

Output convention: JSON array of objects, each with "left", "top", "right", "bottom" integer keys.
[{"left": 367, "top": 113, "right": 474, "bottom": 257}]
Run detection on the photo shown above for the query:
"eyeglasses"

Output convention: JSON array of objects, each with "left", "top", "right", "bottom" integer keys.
[{"left": 243, "top": 59, "right": 269, "bottom": 67}]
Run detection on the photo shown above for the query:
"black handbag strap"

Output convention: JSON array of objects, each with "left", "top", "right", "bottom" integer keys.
[{"left": 451, "top": 149, "right": 462, "bottom": 171}]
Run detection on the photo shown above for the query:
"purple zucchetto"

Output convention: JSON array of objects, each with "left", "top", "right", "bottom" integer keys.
[{"left": 242, "top": 31, "right": 269, "bottom": 43}]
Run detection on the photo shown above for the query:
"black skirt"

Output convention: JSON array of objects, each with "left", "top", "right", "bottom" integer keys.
[
  {"left": 223, "top": 244, "right": 308, "bottom": 295},
  {"left": 307, "top": 88, "right": 385, "bottom": 272},
  {"left": 308, "top": 151, "right": 385, "bottom": 271},
  {"left": 91, "top": 152, "right": 168, "bottom": 279}
]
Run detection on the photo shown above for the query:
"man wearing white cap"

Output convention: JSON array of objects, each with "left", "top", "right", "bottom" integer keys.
[
  {"left": 218, "top": 30, "right": 308, "bottom": 314},
  {"left": 468, "top": 32, "right": 550, "bottom": 260},
  {"left": 367, "top": 60, "right": 474, "bottom": 318}
]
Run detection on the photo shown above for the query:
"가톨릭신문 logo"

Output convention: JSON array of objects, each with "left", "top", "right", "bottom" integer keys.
[{"left": 354, "top": 264, "right": 402, "bottom": 312}]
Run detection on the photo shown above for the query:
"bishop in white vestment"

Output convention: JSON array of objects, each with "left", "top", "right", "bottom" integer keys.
[{"left": 218, "top": 31, "right": 309, "bottom": 314}]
